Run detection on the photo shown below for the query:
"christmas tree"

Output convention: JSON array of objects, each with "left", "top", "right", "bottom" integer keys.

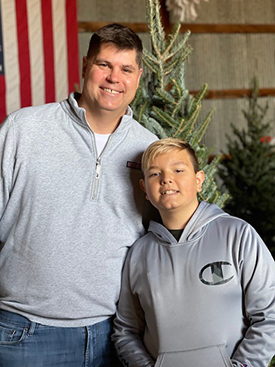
[
  {"left": 218, "top": 78, "right": 275, "bottom": 258},
  {"left": 132, "top": 0, "right": 229, "bottom": 207}
]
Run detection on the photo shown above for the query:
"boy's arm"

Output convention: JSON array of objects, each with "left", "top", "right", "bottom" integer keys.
[
  {"left": 112, "top": 251, "right": 155, "bottom": 367},
  {"left": 231, "top": 225, "right": 275, "bottom": 367}
]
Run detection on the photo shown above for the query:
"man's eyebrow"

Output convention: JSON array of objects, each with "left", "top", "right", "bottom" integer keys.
[
  {"left": 94, "top": 58, "right": 109, "bottom": 64},
  {"left": 122, "top": 64, "right": 136, "bottom": 70},
  {"left": 94, "top": 59, "right": 136, "bottom": 70}
]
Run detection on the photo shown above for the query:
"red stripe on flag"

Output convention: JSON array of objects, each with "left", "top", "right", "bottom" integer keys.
[
  {"left": 15, "top": 0, "right": 32, "bottom": 108},
  {"left": 66, "top": 0, "right": 79, "bottom": 93},
  {"left": 0, "top": 75, "right": 6, "bottom": 122},
  {"left": 41, "top": 0, "right": 55, "bottom": 103}
]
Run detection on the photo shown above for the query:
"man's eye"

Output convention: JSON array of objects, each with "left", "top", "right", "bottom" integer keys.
[
  {"left": 123, "top": 68, "right": 132, "bottom": 73},
  {"left": 98, "top": 63, "right": 108, "bottom": 68}
]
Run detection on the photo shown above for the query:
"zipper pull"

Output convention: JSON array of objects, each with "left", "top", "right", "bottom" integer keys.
[
  {"left": 92, "top": 158, "right": 101, "bottom": 199},
  {"left": 95, "top": 159, "right": 101, "bottom": 180}
]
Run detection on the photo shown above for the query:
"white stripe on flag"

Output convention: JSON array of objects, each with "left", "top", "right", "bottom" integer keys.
[
  {"left": 0, "top": 0, "right": 79, "bottom": 121},
  {"left": 52, "top": 0, "right": 68, "bottom": 102},
  {"left": 27, "top": 0, "right": 45, "bottom": 106},
  {"left": 2, "top": 0, "right": 20, "bottom": 114}
]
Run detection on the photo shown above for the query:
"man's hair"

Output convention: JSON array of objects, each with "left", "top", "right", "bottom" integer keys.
[
  {"left": 86, "top": 23, "right": 143, "bottom": 68},
  {"left": 141, "top": 138, "right": 200, "bottom": 174}
]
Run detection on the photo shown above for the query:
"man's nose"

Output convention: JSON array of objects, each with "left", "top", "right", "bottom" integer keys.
[{"left": 106, "top": 68, "right": 120, "bottom": 83}]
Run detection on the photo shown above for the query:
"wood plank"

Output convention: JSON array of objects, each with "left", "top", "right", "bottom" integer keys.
[
  {"left": 190, "top": 88, "right": 275, "bottom": 99},
  {"left": 78, "top": 22, "right": 149, "bottom": 33},
  {"left": 180, "top": 24, "right": 275, "bottom": 34},
  {"left": 78, "top": 22, "right": 275, "bottom": 34}
]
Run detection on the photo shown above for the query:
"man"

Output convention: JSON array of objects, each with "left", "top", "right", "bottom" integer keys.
[{"left": 0, "top": 23, "right": 157, "bottom": 366}]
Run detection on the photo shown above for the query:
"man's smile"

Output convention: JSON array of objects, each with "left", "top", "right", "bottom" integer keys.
[{"left": 101, "top": 87, "right": 122, "bottom": 94}]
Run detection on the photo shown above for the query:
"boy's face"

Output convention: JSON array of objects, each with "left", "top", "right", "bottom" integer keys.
[{"left": 140, "top": 149, "right": 205, "bottom": 220}]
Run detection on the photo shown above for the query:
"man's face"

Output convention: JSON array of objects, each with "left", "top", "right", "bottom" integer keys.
[
  {"left": 80, "top": 43, "right": 142, "bottom": 117},
  {"left": 140, "top": 149, "right": 205, "bottom": 219}
]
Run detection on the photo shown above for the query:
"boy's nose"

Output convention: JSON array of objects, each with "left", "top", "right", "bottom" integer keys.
[{"left": 161, "top": 178, "right": 172, "bottom": 185}]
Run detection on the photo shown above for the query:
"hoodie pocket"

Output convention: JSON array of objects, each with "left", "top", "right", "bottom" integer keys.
[{"left": 155, "top": 344, "right": 233, "bottom": 367}]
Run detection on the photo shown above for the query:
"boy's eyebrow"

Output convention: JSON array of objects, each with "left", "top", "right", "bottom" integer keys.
[
  {"left": 147, "top": 165, "right": 158, "bottom": 171},
  {"left": 170, "top": 161, "right": 188, "bottom": 166},
  {"left": 147, "top": 161, "right": 188, "bottom": 170}
]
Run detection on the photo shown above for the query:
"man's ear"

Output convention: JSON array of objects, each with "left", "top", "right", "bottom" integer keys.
[
  {"left": 82, "top": 56, "right": 88, "bottom": 79},
  {"left": 139, "top": 179, "right": 149, "bottom": 200},
  {"left": 137, "top": 68, "right": 143, "bottom": 86},
  {"left": 196, "top": 170, "right": 205, "bottom": 193}
]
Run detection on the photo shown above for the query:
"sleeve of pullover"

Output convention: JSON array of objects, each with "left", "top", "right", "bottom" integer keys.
[
  {"left": 112, "top": 251, "right": 155, "bottom": 367},
  {"left": 231, "top": 224, "right": 275, "bottom": 367},
  {"left": 0, "top": 116, "right": 14, "bottom": 220}
]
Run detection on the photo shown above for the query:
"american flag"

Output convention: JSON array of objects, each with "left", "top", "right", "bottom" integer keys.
[{"left": 0, "top": 0, "right": 79, "bottom": 123}]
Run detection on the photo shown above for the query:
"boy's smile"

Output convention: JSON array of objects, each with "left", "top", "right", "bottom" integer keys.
[
  {"left": 140, "top": 149, "right": 205, "bottom": 228},
  {"left": 161, "top": 189, "right": 179, "bottom": 195}
]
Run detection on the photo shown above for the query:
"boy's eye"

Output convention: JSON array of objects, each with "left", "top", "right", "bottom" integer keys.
[
  {"left": 148, "top": 172, "right": 159, "bottom": 177},
  {"left": 176, "top": 169, "right": 184, "bottom": 173}
]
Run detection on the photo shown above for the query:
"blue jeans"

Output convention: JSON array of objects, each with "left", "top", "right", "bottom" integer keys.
[{"left": 0, "top": 310, "right": 122, "bottom": 367}]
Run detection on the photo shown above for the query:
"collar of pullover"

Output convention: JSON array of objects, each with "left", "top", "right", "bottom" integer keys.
[{"left": 61, "top": 92, "right": 134, "bottom": 134}]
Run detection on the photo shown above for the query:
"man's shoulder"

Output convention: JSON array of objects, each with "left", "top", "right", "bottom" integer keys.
[
  {"left": 5, "top": 101, "right": 64, "bottom": 133},
  {"left": 127, "top": 117, "right": 158, "bottom": 142},
  {"left": 10, "top": 101, "right": 61, "bottom": 120}
]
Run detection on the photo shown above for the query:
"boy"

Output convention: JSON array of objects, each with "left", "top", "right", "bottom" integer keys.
[{"left": 112, "top": 138, "right": 275, "bottom": 367}]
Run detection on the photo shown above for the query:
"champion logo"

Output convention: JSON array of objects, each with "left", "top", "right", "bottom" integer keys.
[
  {"left": 242, "top": 364, "right": 248, "bottom": 367},
  {"left": 126, "top": 161, "right": 141, "bottom": 170},
  {"left": 199, "top": 261, "right": 234, "bottom": 286}
]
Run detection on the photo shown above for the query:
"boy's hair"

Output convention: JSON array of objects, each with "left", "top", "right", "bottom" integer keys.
[
  {"left": 87, "top": 23, "right": 143, "bottom": 68},
  {"left": 141, "top": 138, "right": 200, "bottom": 174}
]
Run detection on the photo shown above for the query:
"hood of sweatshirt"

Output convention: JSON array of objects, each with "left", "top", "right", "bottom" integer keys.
[{"left": 148, "top": 201, "right": 229, "bottom": 245}]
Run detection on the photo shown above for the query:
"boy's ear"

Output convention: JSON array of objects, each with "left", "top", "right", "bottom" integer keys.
[
  {"left": 139, "top": 179, "right": 149, "bottom": 200},
  {"left": 196, "top": 170, "right": 205, "bottom": 193}
]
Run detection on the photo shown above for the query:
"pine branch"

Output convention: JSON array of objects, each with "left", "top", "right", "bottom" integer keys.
[{"left": 131, "top": 0, "right": 228, "bottom": 207}]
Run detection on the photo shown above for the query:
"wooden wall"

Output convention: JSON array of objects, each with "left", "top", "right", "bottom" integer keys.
[{"left": 77, "top": 0, "right": 275, "bottom": 153}]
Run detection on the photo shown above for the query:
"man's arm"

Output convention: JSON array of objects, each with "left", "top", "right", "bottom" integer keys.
[
  {"left": 0, "top": 116, "right": 14, "bottom": 219},
  {"left": 232, "top": 225, "right": 275, "bottom": 367},
  {"left": 112, "top": 251, "right": 155, "bottom": 367}
]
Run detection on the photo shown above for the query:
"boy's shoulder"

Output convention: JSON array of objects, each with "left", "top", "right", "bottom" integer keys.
[{"left": 129, "top": 230, "right": 157, "bottom": 255}]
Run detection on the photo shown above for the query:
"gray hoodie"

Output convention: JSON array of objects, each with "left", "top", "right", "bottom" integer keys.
[
  {"left": 113, "top": 201, "right": 275, "bottom": 367},
  {"left": 0, "top": 92, "right": 157, "bottom": 327}
]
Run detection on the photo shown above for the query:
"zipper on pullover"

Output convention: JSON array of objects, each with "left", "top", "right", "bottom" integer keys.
[
  {"left": 91, "top": 133, "right": 112, "bottom": 200},
  {"left": 92, "top": 158, "right": 101, "bottom": 199}
]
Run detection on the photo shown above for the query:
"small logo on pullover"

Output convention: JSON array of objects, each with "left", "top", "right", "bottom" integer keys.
[{"left": 126, "top": 161, "right": 141, "bottom": 170}]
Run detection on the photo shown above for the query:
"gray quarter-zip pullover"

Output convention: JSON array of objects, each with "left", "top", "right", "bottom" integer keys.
[{"left": 0, "top": 92, "right": 157, "bottom": 327}]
